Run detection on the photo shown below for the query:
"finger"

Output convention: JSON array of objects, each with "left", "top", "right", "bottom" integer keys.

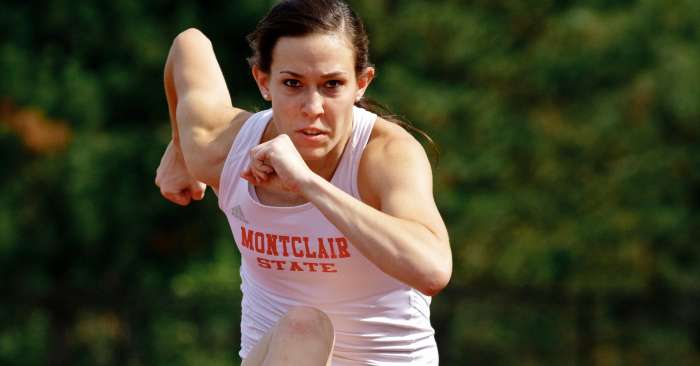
[
  {"left": 253, "top": 155, "right": 267, "bottom": 173},
  {"left": 244, "top": 164, "right": 268, "bottom": 183},
  {"left": 250, "top": 145, "right": 264, "bottom": 164},
  {"left": 178, "top": 190, "right": 193, "bottom": 206},
  {"left": 260, "top": 163, "right": 274, "bottom": 174},
  {"left": 241, "top": 169, "right": 259, "bottom": 185},
  {"left": 190, "top": 181, "right": 206, "bottom": 201},
  {"left": 241, "top": 166, "right": 252, "bottom": 180},
  {"left": 165, "top": 191, "right": 191, "bottom": 206},
  {"left": 251, "top": 166, "right": 268, "bottom": 182},
  {"left": 250, "top": 145, "right": 272, "bottom": 169},
  {"left": 191, "top": 186, "right": 205, "bottom": 201}
]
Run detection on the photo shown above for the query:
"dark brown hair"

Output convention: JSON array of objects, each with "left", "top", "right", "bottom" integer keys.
[{"left": 246, "top": 0, "right": 437, "bottom": 160}]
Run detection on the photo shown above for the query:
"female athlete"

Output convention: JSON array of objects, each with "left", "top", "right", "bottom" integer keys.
[{"left": 155, "top": 1, "right": 452, "bottom": 364}]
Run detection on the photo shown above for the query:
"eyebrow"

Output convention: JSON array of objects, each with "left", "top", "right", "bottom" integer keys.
[{"left": 279, "top": 70, "right": 348, "bottom": 78}]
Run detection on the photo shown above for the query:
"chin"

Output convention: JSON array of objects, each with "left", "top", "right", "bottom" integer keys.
[{"left": 298, "top": 146, "right": 330, "bottom": 161}]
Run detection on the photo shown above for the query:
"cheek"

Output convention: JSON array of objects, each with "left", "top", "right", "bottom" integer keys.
[
  {"left": 325, "top": 93, "right": 356, "bottom": 110},
  {"left": 270, "top": 95, "right": 299, "bottom": 115},
  {"left": 329, "top": 115, "right": 354, "bottom": 138}
]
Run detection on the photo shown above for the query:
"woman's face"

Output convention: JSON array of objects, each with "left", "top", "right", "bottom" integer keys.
[{"left": 253, "top": 32, "right": 373, "bottom": 164}]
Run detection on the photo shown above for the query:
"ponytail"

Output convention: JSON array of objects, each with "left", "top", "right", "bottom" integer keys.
[{"left": 354, "top": 98, "right": 440, "bottom": 166}]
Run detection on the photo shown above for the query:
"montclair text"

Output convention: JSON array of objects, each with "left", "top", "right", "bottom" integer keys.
[{"left": 240, "top": 226, "right": 352, "bottom": 273}]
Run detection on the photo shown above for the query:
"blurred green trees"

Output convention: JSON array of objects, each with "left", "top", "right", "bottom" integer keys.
[{"left": 1, "top": 0, "right": 698, "bottom": 365}]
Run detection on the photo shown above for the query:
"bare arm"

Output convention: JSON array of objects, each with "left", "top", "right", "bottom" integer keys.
[
  {"left": 243, "top": 121, "right": 452, "bottom": 296},
  {"left": 163, "top": 28, "right": 250, "bottom": 191},
  {"left": 302, "top": 126, "right": 451, "bottom": 296}
]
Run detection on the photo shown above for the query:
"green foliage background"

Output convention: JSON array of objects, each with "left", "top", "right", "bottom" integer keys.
[{"left": 1, "top": 0, "right": 699, "bottom": 365}]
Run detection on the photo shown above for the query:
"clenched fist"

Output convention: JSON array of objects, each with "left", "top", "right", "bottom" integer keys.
[
  {"left": 155, "top": 140, "right": 206, "bottom": 206},
  {"left": 241, "top": 134, "right": 315, "bottom": 194}
]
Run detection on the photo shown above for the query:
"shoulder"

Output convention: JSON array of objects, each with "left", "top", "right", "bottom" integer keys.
[
  {"left": 358, "top": 117, "right": 432, "bottom": 207},
  {"left": 364, "top": 117, "right": 426, "bottom": 165}
]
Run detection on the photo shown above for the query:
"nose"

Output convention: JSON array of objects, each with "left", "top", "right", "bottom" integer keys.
[{"left": 301, "top": 89, "right": 324, "bottom": 118}]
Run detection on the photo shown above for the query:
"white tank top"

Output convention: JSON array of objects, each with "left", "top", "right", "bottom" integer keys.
[{"left": 218, "top": 107, "right": 438, "bottom": 365}]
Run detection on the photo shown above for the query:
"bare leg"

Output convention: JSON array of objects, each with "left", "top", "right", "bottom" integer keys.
[{"left": 242, "top": 306, "right": 335, "bottom": 366}]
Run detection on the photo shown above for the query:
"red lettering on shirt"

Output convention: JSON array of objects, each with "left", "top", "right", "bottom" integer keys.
[
  {"left": 254, "top": 232, "right": 265, "bottom": 253},
  {"left": 327, "top": 238, "right": 337, "bottom": 258},
  {"left": 255, "top": 257, "right": 338, "bottom": 273},
  {"left": 270, "top": 259, "right": 286, "bottom": 270},
  {"left": 241, "top": 227, "right": 253, "bottom": 249},
  {"left": 240, "top": 226, "right": 352, "bottom": 273},
  {"left": 257, "top": 257, "right": 271, "bottom": 269},
  {"left": 289, "top": 261, "right": 303, "bottom": 271},
  {"left": 317, "top": 238, "right": 329, "bottom": 259},
  {"left": 278, "top": 235, "right": 291, "bottom": 257},
  {"left": 265, "top": 233, "right": 279, "bottom": 256},
  {"left": 291, "top": 236, "right": 304, "bottom": 258},
  {"left": 303, "top": 237, "right": 316, "bottom": 258},
  {"left": 336, "top": 237, "right": 350, "bottom": 258}
]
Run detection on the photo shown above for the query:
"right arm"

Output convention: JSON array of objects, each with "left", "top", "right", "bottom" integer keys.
[{"left": 162, "top": 28, "right": 251, "bottom": 192}]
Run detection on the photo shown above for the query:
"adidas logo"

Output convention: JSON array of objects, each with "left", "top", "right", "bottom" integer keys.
[{"left": 231, "top": 205, "right": 248, "bottom": 223}]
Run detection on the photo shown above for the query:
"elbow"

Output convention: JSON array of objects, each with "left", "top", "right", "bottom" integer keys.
[
  {"left": 182, "top": 154, "right": 222, "bottom": 188},
  {"left": 418, "top": 239, "right": 452, "bottom": 297},
  {"left": 180, "top": 138, "right": 225, "bottom": 186},
  {"left": 173, "top": 28, "right": 211, "bottom": 50},
  {"left": 417, "top": 259, "right": 452, "bottom": 297},
  {"left": 175, "top": 27, "right": 209, "bottom": 42}
]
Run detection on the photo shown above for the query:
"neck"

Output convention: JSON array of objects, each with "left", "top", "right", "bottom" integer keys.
[{"left": 305, "top": 137, "right": 348, "bottom": 182}]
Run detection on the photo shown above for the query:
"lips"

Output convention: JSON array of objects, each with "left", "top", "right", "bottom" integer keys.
[
  {"left": 298, "top": 127, "right": 327, "bottom": 136},
  {"left": 294, "top": 127, "right": 329, "bottom": 144}
]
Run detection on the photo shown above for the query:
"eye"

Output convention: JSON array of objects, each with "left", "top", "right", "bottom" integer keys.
[
  {"left": 324, "top": 80, "right": 344, "bottom": 89},
  {"left": 283, "top": 79, "right": 302, "bottom": 88}
]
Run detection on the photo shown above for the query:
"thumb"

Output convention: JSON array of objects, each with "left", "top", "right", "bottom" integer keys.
[{"left": 190, "top": 181, "right": 206, "bottom": 201}]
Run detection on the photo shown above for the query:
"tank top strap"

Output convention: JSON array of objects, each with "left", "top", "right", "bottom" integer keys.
[
  {"left": 218, "top": 109, "right": 272, "bottom": 210},
  {"left": 331, "top": 106, "right": 377, "bottom": 198},
  {"left": 229, "top": 109, "right": 272, "bottom": 157},
  {"left": 219, "top": 107, "right": 375, "bottom": 207}
]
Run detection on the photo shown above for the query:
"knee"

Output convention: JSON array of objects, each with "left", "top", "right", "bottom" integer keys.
[{"left": 276, "top": 306, "right": 334, "bottom": 343}]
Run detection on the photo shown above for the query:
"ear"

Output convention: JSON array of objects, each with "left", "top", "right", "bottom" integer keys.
[
  {"left": 355, "top": 67, "right": 375, "bottom": 102},
  {"left": 252, "top": 65, "right": 271, "bottom": 101}
]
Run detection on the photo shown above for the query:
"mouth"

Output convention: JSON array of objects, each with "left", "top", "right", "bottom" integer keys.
[{"left": 297, "top": 127, "right": 327, "bottom": 137}]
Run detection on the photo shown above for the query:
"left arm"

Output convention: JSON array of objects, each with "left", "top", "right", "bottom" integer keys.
[
  {"left": 243, "top": 127, "right": 452, "bottom": 296},
  {"left": 302, "top": 135, "right": 452, "bottom": 296}
]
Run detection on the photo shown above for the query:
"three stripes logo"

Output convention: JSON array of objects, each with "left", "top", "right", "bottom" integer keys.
[{"left": 231, "top": 205, "right": 248, "bottom": 223}]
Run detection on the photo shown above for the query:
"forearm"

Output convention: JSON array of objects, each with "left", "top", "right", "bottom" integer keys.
[
  {"left": 164, "top": 43, "right": 180, "bottom": 144},
  {"left": 300, "top": 174, "right": 451, "bottom": 296},
  {"left": 163, "top": 38, "right": 199, "bottom": 177},
  {"left": 161, "top": 29, "right": 242, "bottom": 187}
]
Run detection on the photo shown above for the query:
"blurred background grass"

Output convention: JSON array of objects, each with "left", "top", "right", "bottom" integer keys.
[{"left": 1, "top": 0, "right": 699, "bottom": 365}]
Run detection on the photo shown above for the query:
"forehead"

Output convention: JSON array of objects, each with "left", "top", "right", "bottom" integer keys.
[{"left": 271, "top": 33, "right": 355, "bottom": 76}]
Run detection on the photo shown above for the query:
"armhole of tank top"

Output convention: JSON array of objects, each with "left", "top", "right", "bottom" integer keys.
[
  {"left": 409, "top": 287, "right": 432, "bottom": 320},
  {"left": 350, "top": 108, "right": 377, "bottom": 199},
  {"left": 218, "top": 110, "right": 264, "bottom": 211}
]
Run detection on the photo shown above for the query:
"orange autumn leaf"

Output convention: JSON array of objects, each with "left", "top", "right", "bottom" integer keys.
[{"left": 0, "top": 98, "right": 72, "bottom": 153}]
